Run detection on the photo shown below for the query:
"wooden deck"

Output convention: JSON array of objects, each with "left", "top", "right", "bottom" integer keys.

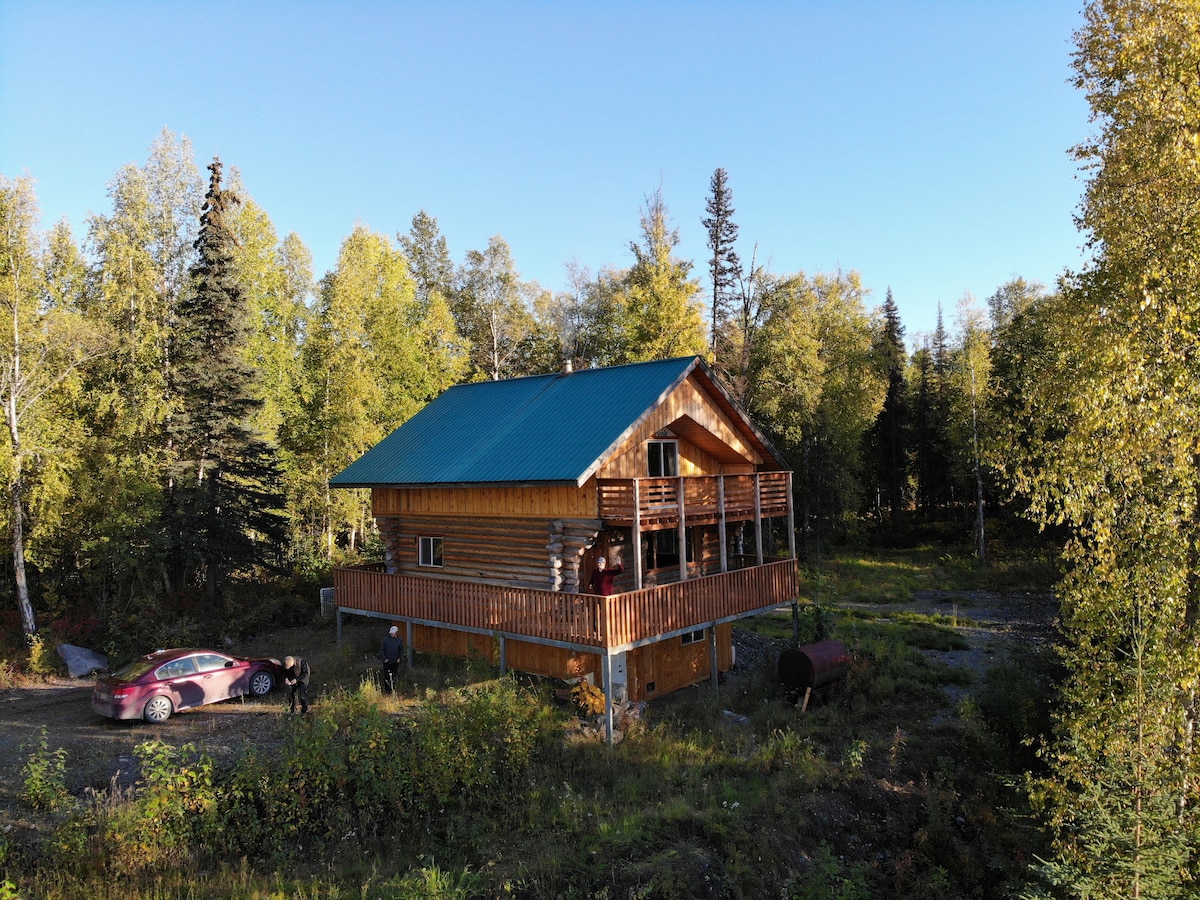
[
  {"left": 334, "top": 558, "right": 798, "bottom": 652},
  {"left": 596, "top": 472, "right": 790, "bottom": 527}
]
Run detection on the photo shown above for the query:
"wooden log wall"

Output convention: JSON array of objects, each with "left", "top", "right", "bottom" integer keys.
[
  {"left": 378, "top": 513, "right": 604, "bottom": 589},
  {"left": 374, "top": 484, "right": 596, "bottom": 519},
  {"left": 548, "top": 519, "right": 604, "bottom": 592}
]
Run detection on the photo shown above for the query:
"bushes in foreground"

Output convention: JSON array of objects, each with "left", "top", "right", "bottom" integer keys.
[{"left": 26, "top": 678, "right": 551, "bottom": 880}]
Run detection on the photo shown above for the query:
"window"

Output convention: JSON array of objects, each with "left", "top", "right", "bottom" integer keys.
[
  {"left": 156, "top": 657, "right": 198, "bottom": 680},
  {"left": 646, "top": 529, "right": 679, "bottom": 569},
  {"left": 643, "top": 528, "right": 699, "bottom": 570},
  {"left": 647, "top": 440, "right": 678, "bottom": 477},
  {"left": 418, "top": 536, "right": 444, "bottom": 567},
  {"left": 193, "top": 653, "right": 231, "bottom": 673},
  {"left": 681, "top": 628, "right": 706, "bottom": 646}
]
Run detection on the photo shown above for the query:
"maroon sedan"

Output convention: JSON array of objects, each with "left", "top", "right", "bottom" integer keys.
[{"left": 92, "top": 648, "right": 282, "bottom": 723}]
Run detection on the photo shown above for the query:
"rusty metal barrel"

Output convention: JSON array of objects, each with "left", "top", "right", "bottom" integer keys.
[{"left": 778, "top": 640, "right": 850, "bottom": 691}]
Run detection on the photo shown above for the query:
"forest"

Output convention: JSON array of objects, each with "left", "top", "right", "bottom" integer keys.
[
  {"left": 0, "top": 136, "right": 1005, "bottom": 647},
  {"left": 3, "top": 0, "right": 1200, "bottom": 895}
]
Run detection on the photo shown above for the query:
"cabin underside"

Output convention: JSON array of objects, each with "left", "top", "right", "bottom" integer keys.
[{"left": 407, "top": 621, "right": 735, "bottom": 702}]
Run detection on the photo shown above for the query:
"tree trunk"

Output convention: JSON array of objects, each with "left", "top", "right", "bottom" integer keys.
[
  {"left": 970, "top": 364, "right": 986, "bottom": 560},
  {"left": 6, "top": 399, "right": 34, "bottom": 636}
]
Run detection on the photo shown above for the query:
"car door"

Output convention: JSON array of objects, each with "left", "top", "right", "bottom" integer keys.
[
  {"left": 153, "top": 655, "right": 204, "bottom": 711},
  {"left": 192, "top": 652, "right": 242, "bottom": 703}
]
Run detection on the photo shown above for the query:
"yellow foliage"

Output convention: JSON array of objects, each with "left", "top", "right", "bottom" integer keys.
[{"left": 569, "top": 679, "right": 606, "bottom": 716}]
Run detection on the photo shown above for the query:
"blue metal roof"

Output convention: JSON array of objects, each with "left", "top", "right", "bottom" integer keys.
[{"left": 331, "top": 357, "right": 703, "bottom": 488}]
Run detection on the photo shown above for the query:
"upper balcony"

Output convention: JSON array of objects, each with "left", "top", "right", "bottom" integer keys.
[{"left": 596, "top": 471, "right": 791, "bottom": 528}]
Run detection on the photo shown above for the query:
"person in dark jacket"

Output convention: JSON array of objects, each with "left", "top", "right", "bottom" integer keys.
[
  {"left": 588, "top": 554, "right": 624, "bottom": 595},
  {"left": 379, "top": 625, "right": 404, "bottom": 693},
  {"left": 282, "top": 655, "right": 310, "bottom": 714}
]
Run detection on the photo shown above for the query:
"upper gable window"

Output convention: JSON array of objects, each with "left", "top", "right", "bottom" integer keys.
[{"left": 647, "top": 440, "right": 678, "bottom": 477}]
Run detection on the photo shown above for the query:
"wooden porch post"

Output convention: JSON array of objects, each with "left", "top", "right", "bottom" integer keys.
[
  {"left": 499, "top": 635, "right": 507, "bottom": 674},
  {"left": 677, "top": 475, "right": 687, "bottom": 583},
  {"left": 717, "top": 475, "right": 728, "bottom": 573},
  {"left": 708, "top": 627, "right": 719, "bottom": 690},
  {"left": 754, "top": 473, "right": 764, "bottom": 565},
  {"left": 336, "top": 607, "right": 343, "bottom": 643},
  {"left": 602, "top": 652, "right": 614, "bottom": 747},
  {"left": 786, "top": 471, "right": 797, "bottom": 560},
  {"left": 632, "top": 479, "right": 644, "bottom": 590},
  {"left": 405, "top": 622, "right": 414, "bottom": 669}
]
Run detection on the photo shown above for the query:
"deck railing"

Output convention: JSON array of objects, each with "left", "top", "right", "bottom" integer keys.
[
  {"left": 596, "top": 472, "right": 790, "bottom": 526},
  {"left": 334, "top": 558, "right": 798, "bottom": 651}
]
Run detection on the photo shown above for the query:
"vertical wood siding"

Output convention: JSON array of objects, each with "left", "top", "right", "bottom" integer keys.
[{"left": 335, "top": 558, "right": 797, "bottom": 650}]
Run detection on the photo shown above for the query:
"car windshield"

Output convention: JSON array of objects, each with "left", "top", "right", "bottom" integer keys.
[{"left": 111, "top": 658, "right": 158, "bottom": 680}]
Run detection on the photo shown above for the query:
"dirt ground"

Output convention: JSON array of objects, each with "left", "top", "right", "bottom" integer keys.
[
  {"left": 0, "top": 592, "right": 1058, "bottom": 842},
  {"left": 0, "top": 618, "right": 388, "bottom": 839},
  {"left": 845, "top": 588, "right": 1059, "bottom": 715}
]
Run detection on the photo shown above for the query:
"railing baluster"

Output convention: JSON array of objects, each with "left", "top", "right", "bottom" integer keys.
[{"left": 335, "top": 558, "right": 798, "bottom": 650}]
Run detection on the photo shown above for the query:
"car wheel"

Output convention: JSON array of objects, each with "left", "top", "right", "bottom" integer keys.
[
  {"left": 249, "top": 670, "right": 274, "bottom": 696},
  {"left": 143, "top": 695, "right": 174, "bottom": 723}
]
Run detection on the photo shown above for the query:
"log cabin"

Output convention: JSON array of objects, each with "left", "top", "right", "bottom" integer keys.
[{"left": 330, "top": 355, "right": 798, "bottom": 735}]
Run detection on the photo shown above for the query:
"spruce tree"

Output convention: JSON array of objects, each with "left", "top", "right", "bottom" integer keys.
[
  {"left": 867, "top": 288, "right": 908, "bottom": 532},
  {"left": 702, "top": 168, "right": 740, "bottom": 360},
  {"left": 163, "top": 158, "right": 286, "bottom": 606}
]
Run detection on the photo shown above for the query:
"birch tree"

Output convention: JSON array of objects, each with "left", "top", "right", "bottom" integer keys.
[
  {"left": 997, "top": 2, "right": 1200, "bottom": 893},
  {"left": 294, "top": 226, "right": 463, "bottom": 558},
  {"left": 0, "top": 176, "right": 107, "bottom": 637}
]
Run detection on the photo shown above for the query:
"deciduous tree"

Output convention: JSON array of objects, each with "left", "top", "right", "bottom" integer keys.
[
  {"left": 746, "top": 270, "right": 884, "bottom": 558},
  {"left": 0, "top": 176, "right": 108, "bottom": 637},
  {"left": 454, "top": 235, "right": 536, "bottom": 380},
  {"left": 294, "top": 225, "right": 463, "bottom": 559},
  {"left": 613, "top": 189, "right": 706, "bottom": 363},
  {"left": 997, "top": 2, "right": 1200, "bottom": 893}
]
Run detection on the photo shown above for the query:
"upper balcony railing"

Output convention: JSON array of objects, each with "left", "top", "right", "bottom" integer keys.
[
  {"left": 596, "top": 472, "right": 790, "bottom": 527},
  {"left": 334, "top": 557, "right": 798, "bottom": 651}
]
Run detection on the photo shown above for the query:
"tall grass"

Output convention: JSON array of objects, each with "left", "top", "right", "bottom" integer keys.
[{"left": 5, "top": 545, "right": 1055, "bottom": 898}]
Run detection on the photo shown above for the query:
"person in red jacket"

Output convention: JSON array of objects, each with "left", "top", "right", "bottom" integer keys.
[{"left": 588, "top": 554, "right": 624, "bottom": 595}]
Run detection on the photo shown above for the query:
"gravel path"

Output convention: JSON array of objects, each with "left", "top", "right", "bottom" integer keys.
[{"left": 843, "top": 589, "right": 1060, "bottom": 715}]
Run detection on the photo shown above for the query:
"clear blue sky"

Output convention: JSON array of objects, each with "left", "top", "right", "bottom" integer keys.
[{"left": 1, "top": 1, "right": 1088, "bottom": 343}]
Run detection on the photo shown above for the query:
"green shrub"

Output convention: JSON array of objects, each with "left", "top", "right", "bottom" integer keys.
[
  {"left": 20, "top": 727, "right": 70, "bottom": 810},
  {"left": 406, "top": 678, "right": 550, "bottom": 816},
  {"left": 786, "top": 842, "right": 871, "bottom": 899},
  {"left": 26, "top": 630, "right": 60, "bottom": 676},
  {"left": 81, "top": 740, "right": 219, "bottom": 877},
  {"left": 975, "top": 661, "right": 1054, "bottom": 767}
]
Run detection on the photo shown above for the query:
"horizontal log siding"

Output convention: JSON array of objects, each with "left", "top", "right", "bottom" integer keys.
[
  {"left": 335, "top": 557, "right": 797, "bottom": 650},
  {"left": 384, "top": 514, "right": 563, "bottom": 588},
  {"left": 374, "top": 484, "right": 596, "bottom": 518}
]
